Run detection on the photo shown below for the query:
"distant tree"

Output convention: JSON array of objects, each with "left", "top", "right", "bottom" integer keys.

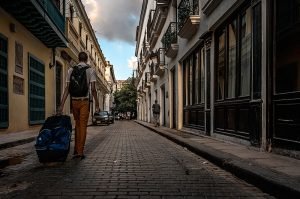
[{"left": 113, "top": 77, "right": 137, "bottom": 118}]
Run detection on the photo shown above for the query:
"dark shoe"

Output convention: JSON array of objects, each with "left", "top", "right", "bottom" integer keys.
[
  {"left": 79, "top": 155, "right": 85, "bottom": 160},
  {"left": 72, "top": 154, "right": 80, "bottom": 159}
]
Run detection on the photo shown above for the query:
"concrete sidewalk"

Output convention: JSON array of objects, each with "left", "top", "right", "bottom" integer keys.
[
  {"left": 0, "top": 129, "right": 38, "bottom": 150},
  {"left": 136, "top": 120, "right": 300, "bottom": 198}
]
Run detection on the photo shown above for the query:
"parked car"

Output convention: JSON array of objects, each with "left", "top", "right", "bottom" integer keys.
[
  {"left": 93, "top": 111, "right": 109, "bottom": 125},
  {"left": 114, "top": 114, "right": 120, "bottom": 120},
  {"left": 108, "top": 112, "right": 114, "bottom": 124}
]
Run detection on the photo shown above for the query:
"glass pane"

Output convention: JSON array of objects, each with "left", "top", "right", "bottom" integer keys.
[
  {"left": 217, "top": 31, "right": 225, "bottom": 100},
  {"left": 200, "top": 48, "right": 205, "bottom": 103},
  {"left": 195, "top": 51, "right": 200, "bottom": 103},
  {"left": 275, "top": 25, "right": 300, "bottom": 93},
  {"left": 227, "top": 19, "right": 237, "bottom": 98},
  {"left": 189, "top": 56, "right": 193, "bottom": 105},
  {"left": 185, "top": 61, "right": 189, "bottom": 106},
  {"left": 240, "top": 8, "right": 252, "bottom": 97}
]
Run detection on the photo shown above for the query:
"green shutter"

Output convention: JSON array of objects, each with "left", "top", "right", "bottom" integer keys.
[
  {"left": 0, "top": 34, "right": 8, "bottom": 128},
  {"left": 29, "top": 55, "right": 45, "bottom": 125}
]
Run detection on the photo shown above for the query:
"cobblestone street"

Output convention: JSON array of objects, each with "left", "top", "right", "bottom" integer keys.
[{"left": 0, "top": 121, "right": 273, "bottom": 198}]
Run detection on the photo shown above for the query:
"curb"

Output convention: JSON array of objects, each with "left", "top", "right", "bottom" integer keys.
[
  {"left": 135, "top": 121, "right": 300, "bottom": 199},
  {"left": 0, "top": 137, "right": 36, "bottom": 151}
]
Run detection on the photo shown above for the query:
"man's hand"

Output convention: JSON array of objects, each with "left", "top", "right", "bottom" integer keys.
[{"left": 57, "top": 105, "right": 63, "bottom": 115}]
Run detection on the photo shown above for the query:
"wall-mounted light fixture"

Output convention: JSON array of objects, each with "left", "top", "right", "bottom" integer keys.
[{"left": 49, "top": 48, "right": 56, "bottom": 69}]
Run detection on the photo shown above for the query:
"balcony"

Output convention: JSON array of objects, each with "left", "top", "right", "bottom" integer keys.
[
  {"left": 150, "top": 62, "right": 158, "bottom": 82},
  {"left": 96, "top": 70, "right": 110, "bottom": 94},
  {"left": 148, "top": 1, "right": 170, "bottom": 49},
  {"left": 162, "top": 22, "right": 179, "bottom": 58},
  {"left": 0, "top": 0, "right": 67, "bottom": 48},
  {"left": 145, "top": 72, "right": 151, "bottom": 88},
  {"left": 178, "top": 0, "right": 200, "bottom": 39},
  {"left": 202, "top": 0, "right": 222, "bottom": 16},
  {"left": 142, "top": 80, "right": 147, "bottom": 93}
]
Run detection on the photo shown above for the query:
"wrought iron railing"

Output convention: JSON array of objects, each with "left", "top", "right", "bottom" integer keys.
[
  {"left": 162, "top": 22, "right": 178, "bottom": 51},
  {"left": 147, "top": 10, "right": 155, "bottom": 41},
  {"left": 36, "top": 0, "right": 65, "bottom": 33},
  {"left": 178, "top": 0, "right": 199, "bottom": 30},
  {"left": 150, "top": 62, "right": 155, "bottom": 76}
]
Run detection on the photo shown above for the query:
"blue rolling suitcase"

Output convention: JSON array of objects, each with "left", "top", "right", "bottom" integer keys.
[{"left": 35, "top": 115, "right": 72, "bottom": 163}]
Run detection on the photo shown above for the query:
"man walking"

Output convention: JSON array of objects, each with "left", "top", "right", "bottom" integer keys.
[
  {"left": 58, "top": 51, "right": 99, "bottom": 160},
  {"left": 152, "top": 100, "right": 160, "bottom": 127}
]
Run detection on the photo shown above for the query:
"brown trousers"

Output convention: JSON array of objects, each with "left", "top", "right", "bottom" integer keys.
[{"left": 72, "top": 100, "right": 89, "bottom": 156}]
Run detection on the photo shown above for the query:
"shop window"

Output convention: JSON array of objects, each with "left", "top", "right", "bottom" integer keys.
[
  {"left": 215, "top": 4, "right": 255, "bottom": 101},
  {"left": 227, "top": 20, "right": 237, "bottom": 98},
  {"left": 183, "top": 47, "right": 206, "bottom": 106},
  {"left": 240, "top": 8, "right": 252, "bottom": 97},
  {"left": 217, "top": 31, "right": 225, "bottom": 100},
  {"left": 200, "top": 48, "right": 205, "bottom": 103},
  {"left": 275, "top": 0, "right": 300, "bottom": 94}
]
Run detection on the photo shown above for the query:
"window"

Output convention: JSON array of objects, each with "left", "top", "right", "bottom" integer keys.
[
  {"left": 70, "top": 5, "right": 74, "bottom": 22},
  {"left": 183, "top": 46, "right": 205, "bottom": 106},
  {"left": 275, "top": 0, "right": 300, "bottom": 94},
  {"left": 200, "top": 48, "right": 205, "bottom": 103},
  {"left": 217, "top": 31, "right": 225, "bottom": 100},
  {"left": 240, "top": 8, "right": 252, "bottom": 97},
  {"left": 85, "top": 35, "right": 88, "bottom": 50},
  {"left": 79, "top": 22, "right": 82, "bottom": 37},
  {"left": 227, "top": 20, "right": 237, "bottom": 98},
  {"left": 215, "top": 4, "right": 254, "bottom": 101},
  {"left": 29, "top": 55, "right": 45, "bottom": 125}
]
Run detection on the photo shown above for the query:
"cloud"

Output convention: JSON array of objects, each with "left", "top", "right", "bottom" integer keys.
[
  {"left": 128, "top": 56, "right": 138, "bottom": 70},
  {"left": 82, "top": 0, "right": 142, "bottom": 44}
]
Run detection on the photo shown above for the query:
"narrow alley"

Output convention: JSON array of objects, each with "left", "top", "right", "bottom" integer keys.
[{"left": 0, "top": 121, "right": 273, "bottom": 198}]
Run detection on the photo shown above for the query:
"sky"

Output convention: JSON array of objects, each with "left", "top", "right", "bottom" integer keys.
[{"left": 82, "top": 0, "right": 142, "bottom": 80}]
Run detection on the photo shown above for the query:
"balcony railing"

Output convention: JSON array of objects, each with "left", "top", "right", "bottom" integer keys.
[
  {"left": 178, "top": 0, "right": 200, "bottom": 39},
  {"left": 178, "top": 0, "right": 199, "bottom": 30},
  {"left": 36, "top": 0, "right": 65, "bottom": 33},
  {"left": 0, "top": 0, "right": 67, "bottom": 47},
  {"left": 148, "top": 1, "right": 170, "bottom": 49},
  {"left": 145, "top": 72, "right": 151, "bottom": 88},
  {"left": 147, "top": 10, "right": 155, "bottom": 41},
  {"left": 162, "top": 22, "right": 179, "bottom": 58},
  {"left": 162, "top": 22, "right": 177, "bottom": 50}
]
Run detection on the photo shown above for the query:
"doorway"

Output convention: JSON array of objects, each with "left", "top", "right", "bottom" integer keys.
[
  {"left": 161, "top": 85, "right": 166, "bottom": 126},
  {"left": 271, "top": 0, "right": 300, "bottom": 150},
  {"left": 171, "top": 68, "right": 176, "bottom": 129}
]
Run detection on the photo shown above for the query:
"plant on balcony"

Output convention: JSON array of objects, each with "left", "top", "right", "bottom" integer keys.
[
  {"left": 178, "top": 0, "right": 199, "bottom": 31},
  {"left": 162, "top": 22, "right": 177, "bottom": 51}
]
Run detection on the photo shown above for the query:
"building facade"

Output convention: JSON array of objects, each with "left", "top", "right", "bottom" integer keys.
[
  {"left": 135, "top": 0, "right": 300, "bottom": 157},
  {"left": 0, "top": 0, "right": 68, "bottom": 133},
  {"left": 104, "top": 61, "right": 117, "bottom": 112},
  {"left": 0, "top": 0, "right": 111, "bottom": 133}
]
